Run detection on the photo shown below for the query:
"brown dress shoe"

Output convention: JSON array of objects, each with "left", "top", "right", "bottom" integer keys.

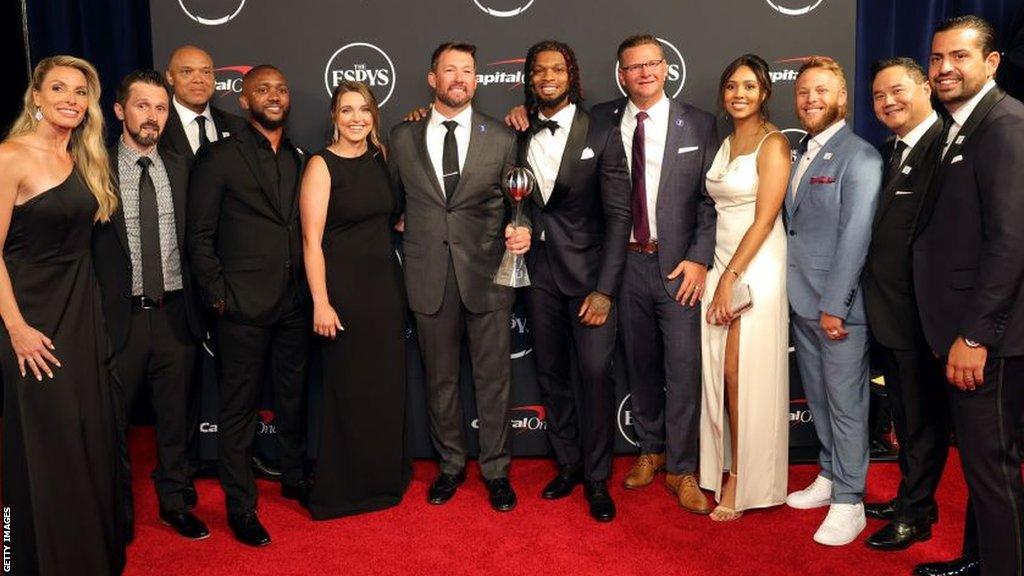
[
  {"left": 624, "top": 453, "right": 666, "bottom": 489},
  {"left": 665, "top": 473, "right": 711, "bottom": 515}
]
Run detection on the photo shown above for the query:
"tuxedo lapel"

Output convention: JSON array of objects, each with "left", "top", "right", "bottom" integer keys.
[
  {"left": 873, "top": 120, "right": 942, "bottom": 232},
  {"left": 548, "top": 107, "right": 589, "bottom": 208},
  {"left": 518, "top": 129, "right": 545, "bottom": 209},
  {"left": 791, "top": 125, "right": 848, "bottom": 214},
  {"left": 414, "top": 115, "right": 446, "bottom": 203},
  {"left": 449, "top": 112, "right": 487, "bottom": 204},
  {"left": 657, "top": 99, "right": 686, "bottom": 199},
  {"left": 165, "top": 107, "right": 194, "bottom": 162}
]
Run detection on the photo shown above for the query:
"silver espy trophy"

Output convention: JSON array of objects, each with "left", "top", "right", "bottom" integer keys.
[{"left": 493, "top": 166, "right": 535, "bottom": 287}]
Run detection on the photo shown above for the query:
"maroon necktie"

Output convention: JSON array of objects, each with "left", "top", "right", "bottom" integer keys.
[{"left": 631, "top": 111, "right": 650, "bottom": 244}]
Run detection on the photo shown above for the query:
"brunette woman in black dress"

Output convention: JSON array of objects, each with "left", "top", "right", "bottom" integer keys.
[
  {"left": 299, "top": 80, "right": 410, "bottom": 519},
  {"left": 0, "top": 55, "right": 125, "bottom": 575}
]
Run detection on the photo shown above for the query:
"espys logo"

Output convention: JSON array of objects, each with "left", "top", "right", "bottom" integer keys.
[
  {"left": 615, "top": 37, "right": 686, "bottom": 99},
  {"left": 765, "top": 0, "right": 824, "bottom": 16},
  {"left": 324, "top": 43, "right": 396, "bottom": 106},
  {"left": 214, "top": 66, "right": 251, "bottom": 98},
  {"left": 473, "top": 0, "right": 534, "bottom": 17},
  {"left": 617, "top": 395, "right": 638, "bottom": 447},
  {"left": 510, "top": 311, "right": 531, "bottom": 359},
  {"left": 471, "top": 405, "right": 547, "bottom": 433},
  {"left": 478, "top": 58, "right": 525, "bottom": 89},
  {"left": 178, "top": 0, "right": 246, "bottom": 25},
  {"left": 789, "top": 399, "right": 814, "bottom": 426},
  {"left": 782, "top": 128, "right": 809, "bottom": 162}
]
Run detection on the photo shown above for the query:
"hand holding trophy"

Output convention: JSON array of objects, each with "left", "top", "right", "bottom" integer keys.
[{"left": 493, "top": 166, "right": 535, "bottom": 287}]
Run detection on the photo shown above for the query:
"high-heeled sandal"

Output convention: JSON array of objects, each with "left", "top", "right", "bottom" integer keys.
[{"left": 710, "top": 471, "right": 743, "bottom": 522}]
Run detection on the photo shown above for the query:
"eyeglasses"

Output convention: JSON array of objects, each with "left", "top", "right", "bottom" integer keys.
[{"left": 619, "top": 59, "right": 664, "bottom": 74}]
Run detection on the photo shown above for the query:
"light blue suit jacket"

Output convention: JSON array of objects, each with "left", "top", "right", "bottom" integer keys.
[{"left": 785, "top": 124, "right": 882, "bottom": 325}]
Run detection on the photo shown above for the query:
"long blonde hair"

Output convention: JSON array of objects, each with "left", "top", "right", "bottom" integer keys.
[
  {"left": 6, "top": 55, "right": 118, "bottom": 222},
  {"left": 330, "top": 81, "right": 386, "bottom": 159}
]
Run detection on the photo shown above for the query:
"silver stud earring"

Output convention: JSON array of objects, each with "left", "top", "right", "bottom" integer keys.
[{"left": 34, "top": 108, "right": 43, "bottom": 121}]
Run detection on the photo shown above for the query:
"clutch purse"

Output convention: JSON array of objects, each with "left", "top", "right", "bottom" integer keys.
[{"left": 730, "top": 280, "right": 753, "bottom": 316}]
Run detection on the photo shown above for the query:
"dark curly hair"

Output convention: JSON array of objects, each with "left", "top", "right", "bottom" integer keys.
[{"left": 523, "top": 40, "right": 583, "bottom": 113}]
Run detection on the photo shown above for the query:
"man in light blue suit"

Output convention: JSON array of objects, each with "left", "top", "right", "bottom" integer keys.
[{"left": 783, "top": 57, "right": 882, "bottom": 547}]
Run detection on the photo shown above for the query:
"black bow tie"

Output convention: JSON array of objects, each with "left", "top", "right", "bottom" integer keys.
[{"left": 535, "top": 119, "right": 559, "bottom": 135}]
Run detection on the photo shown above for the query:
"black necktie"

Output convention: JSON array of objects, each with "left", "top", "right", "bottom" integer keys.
[
  {"left": 137, "top": 157, "right": 164, "bottom": 299},
  {"left": 885, "top": 140, "right": 908, "bottom": 185},
  {"left": 535, "top": 119, "right": 559, "bottom": 135},
  {"left": 195, "top": 116, "right": 211, "bottom": 150},
  {"left": 631, "top": 111, "right": 650, "bottom": 244},
  {"left": 442, "top": 120, "right": 460, "bottom": 197}
]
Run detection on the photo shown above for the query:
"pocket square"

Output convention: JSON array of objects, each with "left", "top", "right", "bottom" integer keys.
[
  {"left": 580, "top": 147, "right": 595, "bottom": 160},
  {"left": 677, "top": 146, "right": 699, "bottom": 154},
  {"left": 809, "top": 176, "right": 836, "bottom": 185},
  {"left": 951, "top": 154, "right": 964, "bottom": 164},
  {"left": 221, "top": 131, "right": 230, "bottom": 137},
  {"left": 895, "top": 190, "right": 914, "bottom": 196}
]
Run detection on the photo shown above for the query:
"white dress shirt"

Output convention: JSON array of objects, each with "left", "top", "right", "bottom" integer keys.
[
  {"left": 527, "top": 103, "right": 576, "bottom": 205},
  {"left": 894, "top": 111, "right": 939, "bottom": 164},
  {"left": 172, "top": 96, "right": 218, "bottom": 154},
  {"left": 943, "top": 79, "right": 997, "bottom": 158},
  {"left": 621, "top": 93, "right": 670, "bottom": 241},
  {"left": 426, "top": 104, "right": 473, "bottom": 195},
  {"left": 792, "top": 119, "right": 846, "bottom": 198}
]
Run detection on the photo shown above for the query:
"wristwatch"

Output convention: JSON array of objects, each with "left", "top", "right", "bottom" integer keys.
[{"left": 963, "top": 337, "right": 982, "bottom": 348}]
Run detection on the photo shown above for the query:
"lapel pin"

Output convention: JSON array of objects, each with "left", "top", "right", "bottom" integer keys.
[
  {"left": 675, "top": 118, "right": 683, "bottom": 127},
  {"left": 902, "top": 165, "right": 912, "bottom": 175},
  {"left": 955, "top": 135, "right": 965, "bottom": 145},
  {"left": 823, "top": 152, "right": 833, "bottom": 160},
  {"left": 479, "top": 124, "right": 486, "bottom": 133},
  {"left": 221, "top": 131, "right": 230, "bottom": 137},
  {"left": 614, "top": 108, "right": 620, "bottom": 115}
]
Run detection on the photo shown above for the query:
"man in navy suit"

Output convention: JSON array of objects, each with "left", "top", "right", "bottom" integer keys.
[
  {"left": 513, "top": 40, "right": 632, "bottom": 522},
  {"left": 913, "top": 16, "right": 1024, "bottom": 576},
  {"left": 590, "top": 34, "right": 718, "bottom": 515},
  {"left": 783, "top": 57, "right": 882, "bottom": 547}
]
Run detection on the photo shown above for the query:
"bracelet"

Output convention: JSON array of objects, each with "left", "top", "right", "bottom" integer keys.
[{"left": 726, "top": 266, "right": 742, "bottom": 278}]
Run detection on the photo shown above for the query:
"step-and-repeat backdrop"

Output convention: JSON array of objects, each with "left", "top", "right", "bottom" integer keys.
[{"left": 152, "top": 0, "right": 856, "bottom": 460}]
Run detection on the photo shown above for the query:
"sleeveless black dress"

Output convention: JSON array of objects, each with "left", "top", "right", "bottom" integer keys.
[
  {"left": 0, "top": 171, "right": 126, "bottom": 575},
  {"left": 306, "top": 149, "right": 410, "bottom": 520}
]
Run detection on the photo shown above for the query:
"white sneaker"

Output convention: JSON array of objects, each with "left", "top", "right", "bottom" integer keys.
[
  {"left": 786, "top": 475, "right": 833, "bottom": 509},
  {"left": 813, "top": 503, "right": 866, "bottom": 546}
]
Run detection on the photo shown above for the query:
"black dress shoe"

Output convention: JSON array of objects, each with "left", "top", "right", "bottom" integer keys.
[
  {"left": 866, "top": 520, "right": 931, "bottom": 551},
  {"left": 542, "top": 465, "right": 583, "bottom": 500},
  {"left": 159, "top": 510, "right": 210, "bottom": 540},
  {"left": 913, "top": 557, "right": 981, "bottom": 576},
  {"left": 584, "top": 481, "right": 616, "bottom": 522},
  {"left": 281, "top": 479, "right": 311, "bottom": 507},
  {"left": 427, "top": 471, "right": 466, "bottom": 505},
  {"left": 227, "top": 511, "right": 271, "bottom": 547},
  {"left": 485, "top": 478, "right": 517, "bottom": 512},
  {"left": 864, "top": 500, "right": 939, "bottom": 523},
  {"left": 251, "top": 456, "right": 282, "bottom": 481}
]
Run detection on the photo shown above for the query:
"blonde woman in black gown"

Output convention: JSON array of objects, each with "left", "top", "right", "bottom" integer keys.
[
  {"left": 0, "top": 56, "right": 125, "bottom": 575},
  {"left": 299, "top": 80, "right": 410, "bottom": 519}
]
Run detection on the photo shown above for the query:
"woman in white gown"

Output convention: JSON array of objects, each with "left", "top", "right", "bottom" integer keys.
[{"left": 699, "top": 54, "right": 792, "bottom": 521}]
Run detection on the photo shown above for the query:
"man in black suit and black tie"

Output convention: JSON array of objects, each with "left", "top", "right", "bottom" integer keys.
[
  {"left": 861, "top": 57, "right": 949, "bottom": 552},
  {"left": 389, "top": 42, "right": 530, "bottom": 512},
  {"left": 188, "top": 65, "right": 309, "bottom": 547},
  {"left": 512, "top": 40, "right": 631, "bottom": 522},
  {"left": 161, "top": 45, "right": 243, "bottom": 165},
  {"left": 913, "top": 15, "right": 1024, "bottom": 576},
  {"left": 591, "top": 34, "right": 717, "bottom": 514},
  {"left": 94, "top": 70, "right": 208, "bottom": 541}
]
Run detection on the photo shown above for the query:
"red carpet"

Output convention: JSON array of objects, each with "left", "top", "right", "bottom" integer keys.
[{"left": 124, "top": 427, "right": 970, "bottom": 576}]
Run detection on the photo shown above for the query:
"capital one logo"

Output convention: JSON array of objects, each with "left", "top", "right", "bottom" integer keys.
[
  {"left": 617, "top": 394, "right": 638, "bottom": 447},
  {"left": 478, "top": 58, "right": 525, "bottom": 89},
  {"left": 789, "top": 399, "right": 814, "bottom": 426},
  {"left": 615, "top": 37, "right": 686, "bottom": 99},
  {"left": 473, "top": 0, "right": 535, "bottom": 17},
  {"left": 782, "top": 128, "right": 809, "bottom": 163},
  {"left": 214, "top": 66, "right": 251, "bottom": 98},
  {"left": 324, "top": 43, "right": 396, "bottom": 107},
  {"left": 765, "top": 0, "right": 824, "bottom": 15},
  {"left": 471, "top": 405, "right": 547, "bottom": 433},
  {"left": 178, "top": 0, "right": 246, "bottom": 25},
  {"left": 257, "top": 409, "right": 277, "bottom": 435},
  {"left": 510, "top": 311, "right": 532, "bottom": 359}
]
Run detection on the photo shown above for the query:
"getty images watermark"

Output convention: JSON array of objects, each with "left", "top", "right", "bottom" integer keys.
[{"left": 3, "top": 506, "right": 12, "bottom": 572}]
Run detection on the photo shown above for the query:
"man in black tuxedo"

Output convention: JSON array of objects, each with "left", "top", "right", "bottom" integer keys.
[
  {"left": 389, "top": 42, "right": 530, "bottom": 512},
  {"left": 94, "top": 70, "right": 207, "bottom": 541},
  {"left": 161, "top": 45, "right": 243, "bottom": 165},
  {"left": 188, "top": 65, "right": 309, "bottom": 547},
  {"left": 913, "top": 16, "right": 1024, "bottom": 576},
  {"left": 591, "top": 34, "right": 717, "bottom": 514},
  {"left": 861, "top": 57, "right": 949, "bottom": 552},
  {"left": 514, "top": 41, "right": 631, "bottom": 521}
]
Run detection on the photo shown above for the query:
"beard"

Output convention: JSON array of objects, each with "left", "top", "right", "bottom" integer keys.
[
  {"left": 534, "top": 87, "right": 569, "bottom": 110},
  {"left": 251, "top": 105, "right": 290, "bottom": 130},
  {"left": 436, "top": 83, "right": 471, "bottom": 109},
  {"left": 800, "top": 103, "right": 842, "bottom": 135},
  {"left": 127, "top": 121, "right": 161, "bottom": 148}
]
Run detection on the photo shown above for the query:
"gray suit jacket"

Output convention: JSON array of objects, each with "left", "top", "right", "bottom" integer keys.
[
  {"left": 389, "top": 109, "right": 517, "bottom": 315},
  {"left": 785, "top": 124, "right": 882, "bottom": 324}
]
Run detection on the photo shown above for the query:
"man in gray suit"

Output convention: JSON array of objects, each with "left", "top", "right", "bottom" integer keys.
[
  {"left": 783, "top": 57, "right": 882, "bottom": 546},
  {"left": 389, "top": 42, "right": 530, "bottom": 512},
  {"left": 590, "top": 34, "right": 718, "bottom": 514}
]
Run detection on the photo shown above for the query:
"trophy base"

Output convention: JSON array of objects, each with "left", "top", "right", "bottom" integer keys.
[{"left": 493, "top": 251, "right": 531, "bottom": 288}]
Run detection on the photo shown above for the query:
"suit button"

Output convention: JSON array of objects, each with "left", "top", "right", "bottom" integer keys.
[
  {"left": 442, "top": 240, "right": 449, "bottom": 246},
  {"left": 789, "top": 230, "right": 796, "bottom": 236}
]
